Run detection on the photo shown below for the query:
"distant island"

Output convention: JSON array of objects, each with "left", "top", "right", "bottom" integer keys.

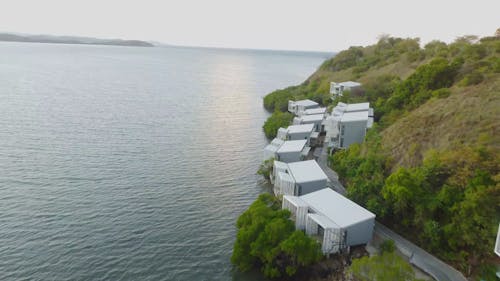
[{"left": 0, "top": 33, "right": 154, "bottom": 47}]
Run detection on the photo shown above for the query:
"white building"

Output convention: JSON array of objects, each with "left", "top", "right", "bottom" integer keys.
[
  {"left": 330, "top": 81, "right": 362, "bottom": 97},
  {"left": 324, "top": 102, "right": 374, "bottom": 149},
  {"left": 263, "top": 138, "right": 285, "bottom": 160},
  {"left": 277, "top": 124, "right": 315, "bottom": 143},
  {"left": 288, "top": 99, "right": 319, "bottom": 115},
  {"left": 276, "top": 139, "right": 310, "bottom": 163},
  {"left": 273, "top": 160, "right": 328, "bottom": 196},
  {"left": 299, "top": 107, "right": 327, "bottom": 116},
  {"left": 293, "top": 114, "right": 325, "bottom": 132},
  {"left": 283, "top": 188, "right": 376, "bottom": 255},
  {"left": 495, "top": 223, "right": 500, "bottom": 257}
]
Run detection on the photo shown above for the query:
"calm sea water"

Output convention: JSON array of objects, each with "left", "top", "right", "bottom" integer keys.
[{"left": 0, "top": 42, "right": 328, "bottom": 280}]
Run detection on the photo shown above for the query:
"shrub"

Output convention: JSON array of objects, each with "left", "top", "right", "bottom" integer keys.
[
  {"left": 460, "top": 71, "right": 484, "bottom": 86},
  {"left": 379, "top": 239, "right": 396, "bottom": 254},
  {"left": 263, "top": 111, "right": 293, "bottom": 139},
  {"left": 350, "top": 252, "right": 420, "bottom": 281},
  {"left": 431, "top": 88, "right": 451, "bottom": 99},
  {"left": 257, "top": 158, "right": 274, "bottom": 180},
  {"left": 231, "top": 194, "right": 322, "bottom": 278}
]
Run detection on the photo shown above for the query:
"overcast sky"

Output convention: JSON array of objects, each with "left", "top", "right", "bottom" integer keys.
[{"left": 1, "top": 0, "right": 499, "bottom": 52}]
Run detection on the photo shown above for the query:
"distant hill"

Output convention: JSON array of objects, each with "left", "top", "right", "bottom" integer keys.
[{"left": 0, "top": 33, "right": 154, "bottom": 47}]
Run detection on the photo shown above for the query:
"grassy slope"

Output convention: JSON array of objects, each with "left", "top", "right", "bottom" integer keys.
[{"left": 382, "top": 74, "right": 499, "bottom": 168}]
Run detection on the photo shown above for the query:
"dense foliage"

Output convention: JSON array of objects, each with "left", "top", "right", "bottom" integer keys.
[
  {"left": 332, "top": 131, "right": 500, "bottom": 275},
  {"left": 231, "top": 194, "right": 322, "bottom": 278},
  {"left": 262, "top": 111, "right": 293, "bottom": 139}
]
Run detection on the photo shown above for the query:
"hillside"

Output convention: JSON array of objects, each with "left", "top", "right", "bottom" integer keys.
[
  {"left": 0, "top": 33, "right": 154, "bottom": 47},
  {"left": 262, "top": 33, "right": 500, "bottom": 279},
  {"left": 383, "top": 76, "right": 499, "bottom": 168}
]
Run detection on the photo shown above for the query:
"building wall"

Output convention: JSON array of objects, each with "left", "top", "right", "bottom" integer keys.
[
  {"left": 340, "top": 120, "right": 367, "bottom": 148},
  {"left": 301, "top": 120, "right": 323, "bottom": 132},
  {"left": 296, "top": 179, "right": 327, "bottom": 196},
  {"left": 345, "top": 217, "right": 375, "bottom": 246},
  {"left": 276, "top": 151, "right": 302, "bottom": 163},
  {"left": 288, "top": 131, "right": 311, "bottom": 142}
]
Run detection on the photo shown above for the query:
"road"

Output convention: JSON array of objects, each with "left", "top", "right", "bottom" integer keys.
[{"left": 314, "top": 145, "right": 468, "bottom": 281}]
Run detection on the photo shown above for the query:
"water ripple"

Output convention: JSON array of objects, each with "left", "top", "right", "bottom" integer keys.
[{"left": 0, "top": 42, "right": 327, "bottom": 281}]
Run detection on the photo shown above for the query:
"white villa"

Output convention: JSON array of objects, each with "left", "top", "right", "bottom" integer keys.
[
  {"left": 293, "top": 114, "right": 325, "bottom": 132},
  {"left": 272, "top": 160, "right": 328, "bottom": 196},
  {"left": 330, "top": 81, "right": 362, "bottom": 97},
  {"left": 283, "top": 188, "right": 376, "bottom": 255},
  {"left": 288, "top": 99, "right": 319, "bottom": 115},
  {"left": 263, "top": 138, "right": 285, "bottom": 160},
  {"left": 264, "top": 139, "right": 310, "bottom": 163},
  {"left": 299, "top": 107, "right": 327, "bottom": 116},
  {"left": 277, "top": 124, "right": 315, "bottom": 143},
  {"left": 324, "top": 102, "right": 374, "bottom": 149}
]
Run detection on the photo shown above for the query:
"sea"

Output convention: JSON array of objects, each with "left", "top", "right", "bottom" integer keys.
[{"left": 0, "top": 42, "right": 329, "bottom": 280}]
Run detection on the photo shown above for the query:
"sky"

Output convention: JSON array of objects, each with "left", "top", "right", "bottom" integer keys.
[{"left": 1, "top": 0, "right": 499, "bottom": 52}]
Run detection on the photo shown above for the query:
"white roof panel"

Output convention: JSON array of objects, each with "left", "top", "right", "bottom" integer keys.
[
  {"left": 300, "top": 188, "right": 375, "bottom": 228},
  {"left": 345, "top": 102, "right": 370, "bottom": 112},
  {"left": 277, "top": 140, "right": 307, "bottom": 153},
  {"left": 299, "top": 114, "right": 325, "bottom": 123},
  {"left": 270, "top": 138, "right": 285, "bottom": 146},
  {"left": 286, "top": 124, "right": 315, "bottom": 134},
  {"left": 339, "top": 81, "right": 362, "bottom": 87},
  {"left": 341, "top": 111, "right": 369, "bottom": 122},
  {"left": 288, "top": 160, "right": 327, "bottom": 183},
  {"left": 274, "top": 160, "right": 289, "bottom": 171},
  {"left": 304, "top": 107, "right": 327, "bottom": 115},
  {"left": 284, "top": 195, "right": 309, "bottom": 207},
  {"left": 308, "top": 213, "right": 340, "bottom": 229},
  {"left": 293, "top": 99, "right": 318, "bottom": 107}
]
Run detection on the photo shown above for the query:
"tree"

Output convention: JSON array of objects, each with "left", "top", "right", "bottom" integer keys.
[
  {"left": 280, "top": 231, "right": 322, "bottom": 276},
  {"left": 262, "top": 111, "right": 293, "bottom": 139},
  {"left": 231, "top": 194, "right": 322, "bottom": 278}
]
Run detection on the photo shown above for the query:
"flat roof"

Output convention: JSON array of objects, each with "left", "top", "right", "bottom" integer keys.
[
  {"left": 308, "top": 213, "right": 339, "bottom": 229},
  {"left": 277, "top": 139, "right": 307, "bottom": 153},
  {"left": 338, "top": 81, "right": 362, "bottom": 87},
  {"left": 300, "top": 188, "right": 375, "bottom": 228},
  {"left": 287, "top": 124, "right": 315, "bottom": 134},
  {"left": 274, "top": 160, "right": 289, "bottom": 171},
  {"left": 292, "top": 99, "right": 318, "bottom": 107},
  {"left": 288, "top": 160, "right": 327, "bottom": 183},
  {"left": 341, "top": 111, "right": 369, "bottom": 122},
  {"left": 299, "top": 114, "right": 325, "bottom": 123},
  {"left": 264, "top": 138, "right": 285, "bottom": 153},
  {"left": 345, "top": 102, "right": 370, "bottom": 112},
  {"left": 270, "top": 138, "right": 285, "bottom": 146},
  {"left": 284, "top": 195, "right": 309, "bottom": 207},
  {"left": 304, "top": 107, "right": 327, "bottom": 115}
]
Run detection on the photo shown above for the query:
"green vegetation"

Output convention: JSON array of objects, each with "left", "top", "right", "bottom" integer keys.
[
  {"left": 259, "top": 31, "right": 500, "bottom": 279},
  {"left": 262, "top": 111, "right": 293, "bottom": 139},
  {"left": 231, "top": 194, "right": 322, "bottom": 278},
  {"left": 257, "top": 158, "right": 274, "bottom": 180},
  {"left": 350, "top": 252, "right": 422, "bottom": 281},
  {"left": 379, "top": 239, "right": 396, "bottom": 254},
  {"left": 350, "top": 239, "right": 421, "bottom": 281}
]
